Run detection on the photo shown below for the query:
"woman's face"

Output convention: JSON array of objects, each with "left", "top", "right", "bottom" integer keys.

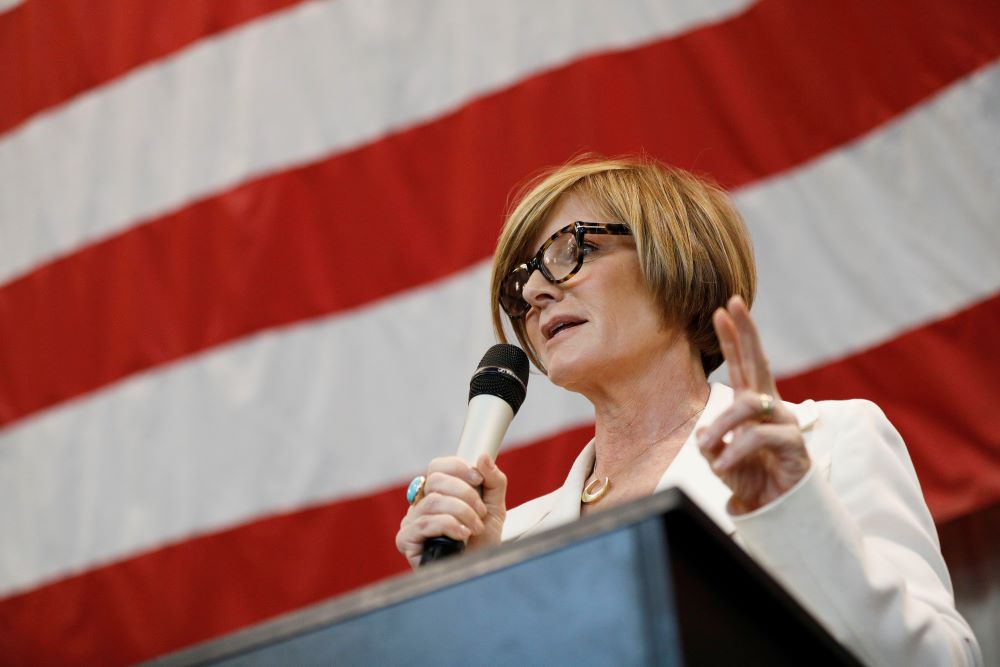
[{"left": 522, "top": 194, "right": 678, "bottom": 392}]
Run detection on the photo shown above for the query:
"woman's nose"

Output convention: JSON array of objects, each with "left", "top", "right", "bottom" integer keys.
[{"left": 521, "top": 268, "right": 562, "bottom": 309}]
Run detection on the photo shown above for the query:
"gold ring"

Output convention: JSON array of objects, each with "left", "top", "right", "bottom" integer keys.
[{"left": 758, "top": 393, "right": 775, "bottom": 422}]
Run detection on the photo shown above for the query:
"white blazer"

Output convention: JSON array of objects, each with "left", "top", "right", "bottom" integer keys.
[{"left": 502, "top": 383, "right": 982, "bottom": 666}]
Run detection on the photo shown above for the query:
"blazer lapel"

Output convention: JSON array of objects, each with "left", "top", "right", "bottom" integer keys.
[
  {"left": 656, "top": 383, "right": 739, "bottom": 535},
  {"left": 512, "top": 440, "right": 595, "bottom": 539}
]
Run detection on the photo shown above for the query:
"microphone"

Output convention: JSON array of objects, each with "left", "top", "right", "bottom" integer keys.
[{"left": 420, "top": 343, "right": 530, "bottom": 565}]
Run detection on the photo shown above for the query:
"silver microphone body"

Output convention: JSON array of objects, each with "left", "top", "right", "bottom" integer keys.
[{"left": 454, "top": 394, "right": 515, "bottom": 464}]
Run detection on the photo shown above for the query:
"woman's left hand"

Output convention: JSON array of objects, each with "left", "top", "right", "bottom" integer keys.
[{"left": 697, "top": 296, "right": 811, "bottom": 515}]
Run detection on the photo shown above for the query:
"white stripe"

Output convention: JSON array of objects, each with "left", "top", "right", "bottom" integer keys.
[
  {"left": 0, "top": 0, "right": 23, "bottom": 14},
  {"left": 3, "top": 56, "right": 999, "bottom": 598},
  {"left": 741, "top": 63, "right": 1000, "bottom": 374},
  {"left": 0, "top": 0, "right": 751, "bottom": 285}
]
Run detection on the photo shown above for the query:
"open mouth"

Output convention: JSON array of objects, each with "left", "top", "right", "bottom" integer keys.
[{"left": 546, "top": 319, "right": 586, "bottom": 340}]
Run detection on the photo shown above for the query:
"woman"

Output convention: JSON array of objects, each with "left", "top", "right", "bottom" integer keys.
[{"left": 395, "top": 157, "right": 981, "bottom": 666}]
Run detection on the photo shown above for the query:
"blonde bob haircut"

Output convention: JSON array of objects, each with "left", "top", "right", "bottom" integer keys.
[{"left": 490, "top": 155, "right": 756, "bottom": 376}]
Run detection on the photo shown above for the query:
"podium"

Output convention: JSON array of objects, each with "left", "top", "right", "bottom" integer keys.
[{"left": 150, "top": 488, "right": 862, "bottom": 666}]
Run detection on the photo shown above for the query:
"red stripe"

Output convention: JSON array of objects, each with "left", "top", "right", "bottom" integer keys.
[
  {"left": 0, "top": 426, "right": 591, "bottom": 666},
  {"left": 0, "top": 0, "right": 304, "bottom": 137},
  {"left": 3, "top": 0, "right": 999, "bottom": 428},
  {"left": 778, "top": 292, "right": 1000, "bottom": 523}
]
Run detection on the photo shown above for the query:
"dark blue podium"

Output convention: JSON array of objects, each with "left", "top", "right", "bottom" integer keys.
[{"left": 148, "top": 488, "right": 862, "bottom": 666}]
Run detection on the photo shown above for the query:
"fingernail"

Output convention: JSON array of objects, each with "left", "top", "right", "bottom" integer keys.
[
  {"left": 470, "top": 469, "right": 484, "bottom": 484},
  {"left": 695, "top": 429, "right": 708, "bottom": 448},
  {"left": 712, "top": 457, "right": 728, "bottom": 472}
]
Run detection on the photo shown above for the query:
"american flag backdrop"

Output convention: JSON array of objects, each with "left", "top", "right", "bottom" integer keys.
[{"left": 2, "top": 0, "right": 1000, "bottom": 664}]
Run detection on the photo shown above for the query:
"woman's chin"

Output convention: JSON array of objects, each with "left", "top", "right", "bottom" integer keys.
[{"left": 543, "top": 352, "right": 592, "bottom": 391}]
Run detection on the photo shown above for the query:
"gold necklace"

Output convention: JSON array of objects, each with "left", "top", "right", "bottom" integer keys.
[{"left": 580, "top": 405, "right": 705, "bottom": 505}]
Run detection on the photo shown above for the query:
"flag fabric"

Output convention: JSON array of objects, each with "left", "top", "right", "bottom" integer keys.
[{"left": 2, "top": 0, "right": 999, "bottom": 664}]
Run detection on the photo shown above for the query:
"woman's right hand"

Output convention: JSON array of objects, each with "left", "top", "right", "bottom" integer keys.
[{"left": 395, "top": 453, "right": 508, "bottom": 569}]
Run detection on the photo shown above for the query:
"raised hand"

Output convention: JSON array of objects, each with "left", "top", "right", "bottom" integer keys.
[{"left": 697, "top": 296, "right": 811, "bottom": 514}]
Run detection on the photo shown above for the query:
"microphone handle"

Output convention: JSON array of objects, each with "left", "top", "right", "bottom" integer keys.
[{"left": 420, "top": 536, "right": 465, "bottom": 564}]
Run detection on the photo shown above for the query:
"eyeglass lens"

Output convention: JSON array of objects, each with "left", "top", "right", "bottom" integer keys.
[
  {"left": 501, "top": 230, "right": 581, "bottom": 317},
  {"left": 542, "top": 233, "right": 581, "bottom": 282}
]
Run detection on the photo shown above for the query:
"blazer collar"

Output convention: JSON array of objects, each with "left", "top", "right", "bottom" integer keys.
[{"left": 516, "top": 383, "right": 820, "bottom": 539}]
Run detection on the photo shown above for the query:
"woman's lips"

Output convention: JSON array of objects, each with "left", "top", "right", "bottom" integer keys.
[{"left": 549, "top": 321, "right": 584, "bottom": 340}]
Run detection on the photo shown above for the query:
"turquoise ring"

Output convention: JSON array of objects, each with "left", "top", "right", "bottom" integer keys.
[{"left": 406, "top": 475, "right": 427, "bottom": 506}]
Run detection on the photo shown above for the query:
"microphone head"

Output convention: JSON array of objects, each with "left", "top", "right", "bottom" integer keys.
[{"left": 469, "top": 344, "right": 530, "bottom": 414}]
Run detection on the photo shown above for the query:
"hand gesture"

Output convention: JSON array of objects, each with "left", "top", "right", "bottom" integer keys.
[{"left": 697, "top": 296, "right": 811, "bottom": 514}]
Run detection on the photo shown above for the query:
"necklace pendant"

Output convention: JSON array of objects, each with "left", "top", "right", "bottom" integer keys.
[{"left": 581, "top": 476, "right": 611, "bottom": 504}]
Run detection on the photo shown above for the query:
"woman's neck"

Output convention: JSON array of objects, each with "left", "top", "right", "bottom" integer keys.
[{"left": 585, "top": 344, "right": 709, "bottom": 481}]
